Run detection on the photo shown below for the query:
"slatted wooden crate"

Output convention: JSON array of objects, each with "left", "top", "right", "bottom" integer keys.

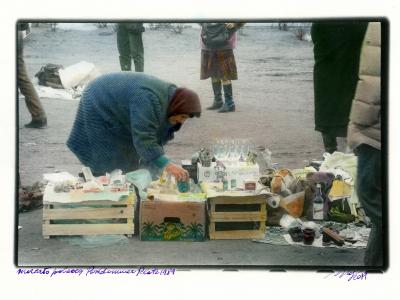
[
  {"left": 208, "top": 195, "right": 267, "bottom": 240},
  {"left": 43, "top": 191, "right": 135, "bottom": 239}
]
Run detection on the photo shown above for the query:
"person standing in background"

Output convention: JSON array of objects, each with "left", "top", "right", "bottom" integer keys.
[
  {"left": 17, "top": 22, "right": 47, "bottom": 129},
  {"left": 347, "top": 22, "right": 383, "bottom": 267},
  {"left": 312, "top": 21, "right": 367, "bottom": 153},
  {"left": 117, "top": 23, "right": 145, "bottom": 72},
  {"left": 200, "top": 22, "right": 244, "bottom": 113}
]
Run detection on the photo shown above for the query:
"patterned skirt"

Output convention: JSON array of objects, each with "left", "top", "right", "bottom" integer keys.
[{"left": 200, "top": 49, "right": 238, "bottom": 80}]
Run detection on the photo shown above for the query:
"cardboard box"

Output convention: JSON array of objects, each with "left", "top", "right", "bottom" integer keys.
[
  {"left": 197, "top": 162, "right": 260, "bottom": 188},
  {"left": 139, "top": 198, "right": 206, "bottom": 241},
  {"left": 197, "top": 163, "right": 216, "bottom": 182}
]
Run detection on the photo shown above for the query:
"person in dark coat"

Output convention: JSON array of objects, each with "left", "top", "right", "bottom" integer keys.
[
  {"left": 312, "top": 21, "right": 368, "bottom": 153},
  {"left": 67, "top": 72, "right": 201, "bottom": 180},
  {"left": 117, "top": 23, "right": 145, "bottom": 72}
]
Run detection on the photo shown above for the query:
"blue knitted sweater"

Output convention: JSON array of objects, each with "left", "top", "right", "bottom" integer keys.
[{"left": 67, "top": 72, "right": 177, "bottom": 175}]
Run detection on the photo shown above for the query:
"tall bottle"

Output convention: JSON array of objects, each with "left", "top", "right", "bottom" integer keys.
[{"left": 313, "top": 183, "right": 324, "bottom": 221}]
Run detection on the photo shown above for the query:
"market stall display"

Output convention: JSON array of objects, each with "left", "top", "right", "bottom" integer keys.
[{"left": 39, "top": 141, "right": 368, "bottom": 249}]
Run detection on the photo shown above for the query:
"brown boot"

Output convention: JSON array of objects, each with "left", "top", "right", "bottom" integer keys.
[
  {"left": 24, "top": 118, "right": 47, "bottom": 129},
  {"left": 207, "top": 80, "right": 223, "bottom": 110}
]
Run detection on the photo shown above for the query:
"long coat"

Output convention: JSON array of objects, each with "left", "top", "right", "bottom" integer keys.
[
  {"left": 348, "top": 22, "right": 381, "bottom": 151},
  {"left": 67, "top": 72, "right": 177, "bottom": 175},
  {"left": 312, "top": 21, "right": 368, "bottom": 135}
]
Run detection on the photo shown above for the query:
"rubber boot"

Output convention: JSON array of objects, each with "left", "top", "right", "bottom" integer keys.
[
  {"left": 218, "top": 83, "right": 235, "bottom": 113},
  {"left": 322, "top": 132, "right": 337, "bottom": 154},
  {"left": 207, "top": 80, "right": 223, "bottom": 110},
  {"left": 119, "top": 56, "right": 132, "bottom": 71},
  {"left": 134, "top": 61, "right": 144, "bottom": 72}
]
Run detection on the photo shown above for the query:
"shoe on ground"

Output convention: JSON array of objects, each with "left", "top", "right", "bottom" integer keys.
[
  {"left": 218, "top": 104, "right": 235, "bottom": 113},
  {"left": 206, "top": 102, "right": 223, "bottom": 110},
  {"left": 24, "top": 119, "right": 47, "bottom": 129}
]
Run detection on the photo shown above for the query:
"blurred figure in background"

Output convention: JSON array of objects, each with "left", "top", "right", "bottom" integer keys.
[
  {"left": 312, "top": 21, "right": 367, "bottom": 153},
  {"left": 200, "top": 22, "right": 244, "bottom": 113},
  {"left": 348, "top": 22, "right": 383, "bottom": 267},
  {"left": 117, "top": 23, "right": 145, "bottom": 72},
  {"left": 17, "top": 22, "right": 47, "bottom": 129}
]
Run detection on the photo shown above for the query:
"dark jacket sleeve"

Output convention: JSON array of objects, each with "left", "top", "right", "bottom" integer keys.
[{"left": 129, "top": 92, "right": 166, "bottom": 165}]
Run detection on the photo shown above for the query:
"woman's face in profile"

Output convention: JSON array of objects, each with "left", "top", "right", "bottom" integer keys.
[{"left": 168, "top": 114, "right": 190, "bottom": 125}]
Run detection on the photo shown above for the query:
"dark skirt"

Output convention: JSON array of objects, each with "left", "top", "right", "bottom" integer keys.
[{"left": 200, "top": 49, "right": 237, "bottom": 80}]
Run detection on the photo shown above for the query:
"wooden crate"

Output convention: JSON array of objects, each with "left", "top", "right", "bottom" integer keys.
[
  {"left": 43, "top": 193, "right": 135, "bottom": 239},
  {"left": 208, "top": 195, "right": 267, "bottom": 240}
]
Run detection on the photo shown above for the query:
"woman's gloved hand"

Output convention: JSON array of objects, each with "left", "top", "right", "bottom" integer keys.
[{"left": 165, "top": 163, "right": 189, "bottom": 181}]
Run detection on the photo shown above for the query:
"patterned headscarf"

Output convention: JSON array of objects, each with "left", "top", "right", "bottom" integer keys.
[{"left": 167, "top": 87, "right": 201, "bottom": 118}]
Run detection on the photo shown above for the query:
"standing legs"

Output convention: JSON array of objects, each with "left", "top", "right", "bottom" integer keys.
[
  {"left": 206, "top": 79, "right": 223, "bottom": 110},
  {"left": 218, "top": 80, "right": 235, "bottom": 113}
]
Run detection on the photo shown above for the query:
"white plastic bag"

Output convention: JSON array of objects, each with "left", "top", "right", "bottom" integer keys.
[
  {"left": 319, "top": 151, "right": 359, "bottom": 215},
  {"left": 59, "top": 61, "right": 101, "bottom": 89},
  {"left": 125, "top": 169, "right": 152, "bottom": 199}
]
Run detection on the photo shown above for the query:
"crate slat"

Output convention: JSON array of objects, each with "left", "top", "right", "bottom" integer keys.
[
  {"left": 209, "top": 211, "right": 266, "bottom": 222},
  {"left": 43, "top": 223, "right": 134, "bottom": 236},
  {"left": 42, "top": 191, "right": 135, "bottom": 238},
  {"left": 209, "top": 229, "right": 265, "bottom": 240},
  {"left": 210, "top": 196, "right": 266, "bottom": 205},
  {"left": 43, "top": 206, "right": 134, "bottom": 220}
]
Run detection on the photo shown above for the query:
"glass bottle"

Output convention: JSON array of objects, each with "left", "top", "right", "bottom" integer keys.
[{"left": 313, "top": 183, "right": 324, "bottom": 221}]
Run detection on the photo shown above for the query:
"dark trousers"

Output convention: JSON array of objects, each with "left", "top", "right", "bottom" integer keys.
[
  {"left": 18, "top": 32, "right": 46, "bottom": 121},
  {"left": 322, "top": 132, "right": 338, "bottom": 154},
  {"left": 356, "top": 144, "right": 383, "bottom": 266},
  {"left": 117, "top": 25, "right": 144, "bottom": 72}
]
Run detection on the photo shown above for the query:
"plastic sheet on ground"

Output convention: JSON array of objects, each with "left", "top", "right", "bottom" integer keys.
[
  {"left": 33, "top": 84, "right": 77, "bottom": 100},
  {"left": 253, "top": 226, "right": 289, "bottom": 246},
  {"left": 56, "top": 234, "right": 129, "bottom": 248},
  {"left": 26, "top": 60, "right": 101, "bottom": 101},
  {"left": 253, "top": 222, "right": 370, "bottom": 249}
]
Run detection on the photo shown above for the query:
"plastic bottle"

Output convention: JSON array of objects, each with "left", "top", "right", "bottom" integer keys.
[{"left": 313, "top": 183, "right": 324, "bottom": 221}]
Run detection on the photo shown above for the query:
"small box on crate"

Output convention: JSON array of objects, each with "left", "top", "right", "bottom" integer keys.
[
  {"left": 197, "top": 163, "right": 216, "bottom": 183},
  {"left": 139, "top": 198, "right": 206, "bottom": 241},
  {"left": 197, "top": 161, "right": 260, "bottom": 188}
]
